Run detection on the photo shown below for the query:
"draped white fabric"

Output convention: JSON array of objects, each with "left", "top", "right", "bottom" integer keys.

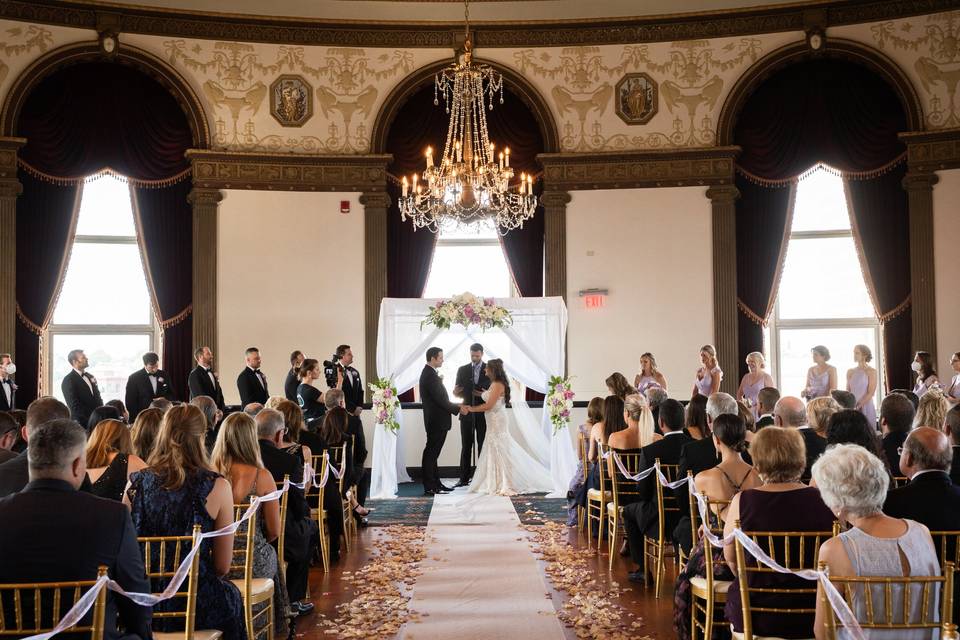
[{"left": 371, "top": 297, "right": 574, "bottom": 498}]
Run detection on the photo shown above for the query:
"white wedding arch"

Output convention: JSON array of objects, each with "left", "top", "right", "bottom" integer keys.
[{"left": 369, "top": 296, "right": 577, "bottom": 499}]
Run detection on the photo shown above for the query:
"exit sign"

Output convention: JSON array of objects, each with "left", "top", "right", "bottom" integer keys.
[{"left": 584, "top": 294, "right": 605, "bottom": 308}]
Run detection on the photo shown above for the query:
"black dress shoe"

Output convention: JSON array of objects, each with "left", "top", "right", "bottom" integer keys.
[
  {"left": 423, "top": 488, "right": 438, "bottom": 496},
  {"left": 436, "top": 484, "right": 454, "bottom": 493},
  {"left": 627, "top": 570, "right": 645, "bottom": 584},
  {"left": 454, "top": 479, "right": 471, "bottom": 487},
  {"left": 292, "top": 601, "right": 315, "bottom": 616}
]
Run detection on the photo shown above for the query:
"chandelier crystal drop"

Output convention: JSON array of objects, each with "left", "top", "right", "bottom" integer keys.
[{"left": 398, "top": 0, "right": 537, "bottom": 234}]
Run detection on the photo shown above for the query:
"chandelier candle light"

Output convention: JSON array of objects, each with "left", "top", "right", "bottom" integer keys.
[{"left": 399, "top": 0, "right": 537, "bottom": 234}]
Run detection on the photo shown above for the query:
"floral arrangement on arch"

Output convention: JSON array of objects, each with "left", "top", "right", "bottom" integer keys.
[
  {"left": 422, "top": 292, "right": 513, "bottom": 330},
  {"left": 369, "top": 378, "right": 401, "bottom": 434},
  {"left": 546, "top": 375, "right": 575, "bottom": 435}
]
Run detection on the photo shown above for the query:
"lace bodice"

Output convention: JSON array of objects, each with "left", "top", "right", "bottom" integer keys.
[{"left": 481, "top": 388, "right": 506, "bottom": 412}]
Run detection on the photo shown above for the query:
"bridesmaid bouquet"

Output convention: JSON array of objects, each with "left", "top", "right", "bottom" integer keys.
[
  {"left": 547, "top": 375, "right": 575, "bottom": 435},
  {"left": 369, "top": 378, "right": 401, "bottom": 433},
  {"left": 422, "top": 292, "right": 513, "bottom": 330}
]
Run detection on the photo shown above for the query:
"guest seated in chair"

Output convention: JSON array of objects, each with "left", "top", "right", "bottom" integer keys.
[
  {"left": 813, "top": 443, "right": 940, "bottom": 640},
  {"left": 86, "top": 418, "right": 148, "bottom": 502},
  {"left": 723, "top": 427, "right": 835, "bottom": 639},
  {"left": 944, "top": 406, "right": 960, "bottom": 485},
  {"left": 883, "top": 426, "right": 960, "bottom": 531},
  {"left": 825, "top": 410, "right": 888, "bottom": 477},
  {"left": 574, "top": 395, "right": 627, "bottom": 518},
  {"left": 880, "top": 392, "right": 915, "bottom": 476}
]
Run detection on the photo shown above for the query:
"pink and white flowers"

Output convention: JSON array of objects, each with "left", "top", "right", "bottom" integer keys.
[
  {"left": 369, "top": 378, "right": 401, "bottom": 433},
  {"left": 422, "top": 292, "right": 512, "bottom": 330},
  {"left": 547, "top": 375, "right": 575, "bottom": 435}
]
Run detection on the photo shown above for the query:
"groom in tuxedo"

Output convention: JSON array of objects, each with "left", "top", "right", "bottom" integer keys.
[
  {"left": 419, "top": 347, "right": 467, "bottom": 496},
  {"left": 453, "top": 343, "right": 489, "bottom": 487},
  {"left": 61, "top": 349, "right": 103, "bottom": 429}
]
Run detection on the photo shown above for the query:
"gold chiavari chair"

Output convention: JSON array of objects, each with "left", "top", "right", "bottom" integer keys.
[
  {"left": 679, "top": 471, "right": 695, "bottom": 572},
  {"left": 642, "top": 460, "right": 681, "bottom": 598},
  {"left": 140, "top": 525, "right": 221, "bottom": 640},
  {"left": 689, "top": 492, "right": 733, "bottom": 640},
  {"left": 325, "top": 443, "right": 353, "bottom": 553},
  {"left": 0, "top": 566, "right": 108, "bottom": 639},
  {"left": 893, "top": 476, "right": 910, "bottom": 488},
  {"left": 819, "top": 560, "right": 958, "bottom": 640},
  {"left": 230, "top": 505, "right": 275, "bottom": 640},
  {"left": 576, "top": 432, "right": 589, "bottom": 531},
  {"left": 606, "top": 450, "right": 644, "bottom": 570},
  {"left": 586, "top": 443, "right": 610, "bottom": 550},
  {"left": 308, "top": 454, "right": 332, "bottom": 573},
  {"left": 731, "top": 521, "right": 840, "bottom": 640},
  {"left": 274, "top": 475, "right": 290, "bottom": 575}
]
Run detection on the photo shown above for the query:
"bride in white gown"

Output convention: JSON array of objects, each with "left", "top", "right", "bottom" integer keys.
[{"left": 466, "top": 359, "right": 553, "bottom": 496}]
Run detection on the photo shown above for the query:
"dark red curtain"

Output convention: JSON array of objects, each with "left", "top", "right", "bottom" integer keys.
[
  {"left": 15, "top": 62, "right": 194, "bottom": 401},
  {"left": 733, "top": 58, "right": 910, "bottom": 385}
]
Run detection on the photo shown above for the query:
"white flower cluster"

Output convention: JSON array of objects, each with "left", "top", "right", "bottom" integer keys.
[{"left": 423, "top": 291, "right": 513, "bottom": 330}]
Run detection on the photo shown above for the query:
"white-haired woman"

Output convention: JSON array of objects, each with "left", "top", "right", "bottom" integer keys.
[
  {"left": 737, "top": 351, "right": 775, "bottom": 420},
  {"left": 812, "top": 444, "right": 939, "bottom": 640}
]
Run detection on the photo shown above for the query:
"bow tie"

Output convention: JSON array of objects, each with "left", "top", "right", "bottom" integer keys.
[
  {"left": 204, "top": 368, "right": 212, "bottom": 373},
  {"left": 254, "top": 369, "right": 262, "bottom": 374},
  {"left": 1, "top": 379, "right": 9, "bottom": 385},
  {"left": 148, "top": 373, "right": 157, "bottom": 378}
]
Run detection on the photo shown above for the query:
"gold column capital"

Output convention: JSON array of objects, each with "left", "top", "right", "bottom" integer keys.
[
  {"left": 188, "top": 187, "right": 224, "bottom": 207},
  {"left": 706, "top": 185, "right": 741, "bottom": 204}
]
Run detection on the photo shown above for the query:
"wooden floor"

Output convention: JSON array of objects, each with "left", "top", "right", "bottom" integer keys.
[{"left": 295, "top": 522, "right": 677, "bottom": 639}]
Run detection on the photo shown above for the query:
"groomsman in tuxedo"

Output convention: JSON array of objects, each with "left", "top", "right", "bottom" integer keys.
[
  {"left": 237, "top": 347, "right": 269, "bottom": 407},
  {"left": 0, "top": 353, "right": 16, "bottom": 412},
  {"left": 188, "top": 346, "right": 225, "bottom": 410},
  {"left": 61, "top": 349, "right": 103, "bottom": 429},
  {"left": 124, "top": 352, "right": 174, "bottom": 421},
  {"left": 419, "top": 347, "right": 467, "bottom": 495},
  {"left": 336, "top": 345, "right": 364, "bottom": 416},
  {"left": 453, "top": 343, "right": 489, "bottom": 487}
]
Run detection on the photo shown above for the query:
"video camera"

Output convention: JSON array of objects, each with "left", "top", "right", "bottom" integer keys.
[{"left": 322, "top": 354, "right": 341, "bottom": 388}]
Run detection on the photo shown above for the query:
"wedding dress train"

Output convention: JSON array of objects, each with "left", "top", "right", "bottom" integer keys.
[{"left": 468, "top": 390, "right": 553, "bottom": 496}]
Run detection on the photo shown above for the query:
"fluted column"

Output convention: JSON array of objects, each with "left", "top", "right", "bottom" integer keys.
[
  {"left": 188, "top": 187, "right": 223, "bottom": 356},
  {"left": 707, "top": 185, "right": 740, "bottom": 395},
  {"left": 542, "top": 190, "right": 571, "bottom": 299},
  {"left": 0, "top": 138, "right": 24, "bottom": 357},
  {"left": 903, "top": 172, "right": 939, "bottom": 358},
  {"left": 361, "top": 191, "right": 390, "bottom": 400}
]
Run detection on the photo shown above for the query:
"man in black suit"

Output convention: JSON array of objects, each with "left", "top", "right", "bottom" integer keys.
[
  {"left": 324, "top": 388, "right": 369, "bottom": 509},
  {"left": 284, "top": 350, "right": 304, "bottom": 402},
  {"left": 0, "top": 352, "right": 16, "bottom": 411},
  {"left": 879, "top": 392, "right": 915, "bottom": 477},
  {"left": 755, "top": 387, "right": 779, "bottom": 429},
  {"left": 453, "top": 343, "right": 490, "bottom": 487},
  {"left": 124, "top": 352, "right": 175, "bottom": 421},
  {"left": 0, "top": 397, "right": 73, "bottom": 498},
  {"left": 188, "top": 346, "right": 225, "bottom": 410},
  {"left": 884, "top": 427, "right": 960, "bottom": 529},
  {"left": 336, "top": 345, "right": 364, "bottom": 416},
  {"left": 255, "top": 408, "right": 316, "bottom": 616},
  {"left": 419, "top": 347, "right": 466, "bottom": 495},
  {"left": 61, "top": 349, "right": 103, "bottom": 428},
  {"left": 0, "top": 418, "right": 152, "bottom": 639},
  {"left": 945, "top": 406, "right": 960, "bottom": 484},
  {"left": 774, "top": 395, "right": 824, "bottom": 479},
  {"left": 237, "top": 347, "right": 269, "bottom": 407},
  {"left": 623, "top": 398, "right": 691, "bottom": 581}
]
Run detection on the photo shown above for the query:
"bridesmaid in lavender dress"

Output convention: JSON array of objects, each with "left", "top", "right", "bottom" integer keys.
[
  {"left": 634, "top": 352, "right": 668, "bottom": 394},
  {"left": 737, "top": 352, "right": 775, "bottom": 419},
  {"left": 802, "top": 345, "right": 837, "bottom": 402},
  {"left": 946, "top": 351, "right": 960, "bottom": 407},
  {"left": 692, "top": 344, "right": 722, "bottom": 399},
  {"left": 846, "top": 344, "right": 878, "bottom": 427},
  {"left": 911, "top": 351, "right": 940, "bottom": 398}
]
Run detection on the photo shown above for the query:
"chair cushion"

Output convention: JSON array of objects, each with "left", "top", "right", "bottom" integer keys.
[
  {"left": 156, "top": 631, "right": 223, "bottom": 640},
  {"left": 606, "top": 502, "right": 619, "bottom": 514},
  {"left": 731, "top": 632, "right": 814, "bottom": 640},
  {"left": 587, "top": 489, "right": 611, "bottom": 501},
  {"left": 689, "top": 576, "right": 732, "bottom": 596},
  {"left": 230, "top": 577, "right": 275, "bottom": 602}
]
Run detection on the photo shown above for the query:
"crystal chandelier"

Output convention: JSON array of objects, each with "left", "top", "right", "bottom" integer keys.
[{"left": 398, "top": 0, "right": 537, "bottom": 234}]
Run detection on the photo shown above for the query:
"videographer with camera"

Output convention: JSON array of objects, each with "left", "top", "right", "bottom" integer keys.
[{"left": 328, "top": 345, "right": 363, "bottom": 417}]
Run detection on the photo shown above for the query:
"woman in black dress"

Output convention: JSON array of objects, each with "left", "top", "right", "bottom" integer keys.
[
  {"left": 296, "top": 359, "right": 333, "bottom": 426},
  {"left": 86, "top": 419, "right": 148, "bottom": 501}
]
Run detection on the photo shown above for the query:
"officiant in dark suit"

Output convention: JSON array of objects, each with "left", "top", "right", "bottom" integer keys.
[
  {"left": 453, "top": 343, "right": 490, "bottom": 487},
  {"left": 237, "top": 347, "right": 269, "bottom": 407},
  {"left": 188, "top": 346, "right": 225, "bottom": 410},
  {"left": 61, "top": 349, "right": 103, "bottom": 429},
  {"left": 125, "top": 352, "right": 174, "bottom": 421},
  {"left": 420, "top": 347, "right": 466, "bottom": 496}
]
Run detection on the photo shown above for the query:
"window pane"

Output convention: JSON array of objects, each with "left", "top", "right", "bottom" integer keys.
[
  {"left": 423, "top": 244, "right": 513, "bottom": 298},
  {"left": 777, "top": 237, "right": 875, "bottom": 319},
  {"left": 791, "top": 167, "right": 851, "bottom": 232},
  {"left": 53, "top": 243, "right": 152, "bottom": 324},
  {"left": 75, "top": 175, "right": 137, "bottom": 237},
  {"left": 777, "top": 327, "right": 880, "bottom": 405},
  {"left": 50, "top": 333, "right": 151, "bottom": 403}
]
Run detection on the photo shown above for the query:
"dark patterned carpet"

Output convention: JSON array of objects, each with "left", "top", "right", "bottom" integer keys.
[{"left": 510, "top": 495, "right": 569, "bottom": 525}]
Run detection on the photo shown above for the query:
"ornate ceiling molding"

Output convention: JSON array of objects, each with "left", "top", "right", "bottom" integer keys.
[
  {"left": 185, "top": 150, "right": 392, "bottom": 191},
  {"left": 1, "top": 0, "right": 957, "bottom": 48},
  {"left": 538, "top": 147, "right": 739, "bottom": 190},
  {"left": 900, "top": 128, "right": 960, "bottom": 173}
]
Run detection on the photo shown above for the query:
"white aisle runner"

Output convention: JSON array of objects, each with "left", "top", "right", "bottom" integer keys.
[{"left": 401, "top": 490, "right": 566, "bottom": 640}]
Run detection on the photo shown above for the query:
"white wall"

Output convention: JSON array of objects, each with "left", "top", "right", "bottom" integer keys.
[
  {"left": 217, "top": 190, "right": 365, "bottom": 406},
  {"left": 934, "top": 169, "right": 960, "bottom": 372},
  {"left": 566, "top": 187, "right": 714, "bottom": 400}
]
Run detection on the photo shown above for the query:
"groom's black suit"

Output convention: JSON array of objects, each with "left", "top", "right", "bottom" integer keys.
[
  {"left": 419, "top": 364, "right": 460, "bottom": 492},
  {"left": 454, "top": 361, "right": 489, "bottom": 483}
]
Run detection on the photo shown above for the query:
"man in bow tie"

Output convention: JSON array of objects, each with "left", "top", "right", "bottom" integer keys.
[
  {"left": 0, "top": 353, "right": 17, "bottom": 412},
  {"left": 60, "top": 349, "right": 103, "bottom": 430},
  {"left": 237, "top": 346, "right": 269, "bottom": 407},
  {"left": 188, "top": 346, "right": 225, "bottom": 410},
  {"left": 124, "top": 352, "right": 175, "bottom": 421}
]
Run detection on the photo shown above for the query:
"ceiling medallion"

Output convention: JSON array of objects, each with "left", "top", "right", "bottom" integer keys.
[{"left": 398, "top": 0, "right": 537, "bottom": 234}]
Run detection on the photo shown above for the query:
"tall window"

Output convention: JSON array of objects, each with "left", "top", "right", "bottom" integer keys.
[
  {"left": 422, "top": 218, "right": 514, "bottom": 298},
  {"left": 49, "top": 174, "right": 156, "bottom": 402},
  {"left": 768, "top": 167, "right": 882, "bottom": 400}
]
